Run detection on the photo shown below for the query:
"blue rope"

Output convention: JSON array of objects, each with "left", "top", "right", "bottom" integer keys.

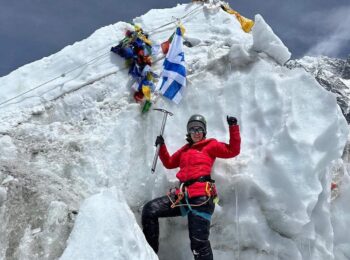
[{"left": 179, "top": 192, "right": 212, "bottom": 221}]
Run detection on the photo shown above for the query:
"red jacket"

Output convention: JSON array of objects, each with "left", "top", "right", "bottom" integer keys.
[{"left": 159, "top": 125, "right": 241, "bottom": 198}]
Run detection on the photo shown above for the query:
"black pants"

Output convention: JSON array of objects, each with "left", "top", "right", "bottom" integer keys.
[{"left": 142, "top": 194, "right": 215, "bottom": 260}]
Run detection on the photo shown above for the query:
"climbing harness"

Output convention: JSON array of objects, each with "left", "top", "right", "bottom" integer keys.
[
  {"left": 182, "top": 175, "right": 214, "bottom": 187},
  {"left": 180, "top": 192, "right": 213, "bottom": 221},
  {"left": 166, "top": 176, "right": 217, "bottom": 221}
]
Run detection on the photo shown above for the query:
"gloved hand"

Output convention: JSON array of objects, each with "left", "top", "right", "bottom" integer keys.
[
  {"left": 155, "top": 135, "right": 165, "bottom": 146},
  {"left": 227, "top": 116, "right": 238, "bottom": 126}
]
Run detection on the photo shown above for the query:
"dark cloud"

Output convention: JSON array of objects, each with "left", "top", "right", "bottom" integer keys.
[
  {"left": 304, "top": 6, "right": 350, "bottom": 57},
  {"left": 0, "top": 0, "right": 349, "bottom": 76},
  {"left": 229, "top": 0, "right": 350, "bottom": 59}
]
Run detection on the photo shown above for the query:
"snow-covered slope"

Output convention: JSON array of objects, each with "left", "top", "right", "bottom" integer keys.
[{"left": 0, "top": 2, "right": 349, "bottom": 260}]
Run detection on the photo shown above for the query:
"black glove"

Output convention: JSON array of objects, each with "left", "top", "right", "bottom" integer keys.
[
  {"left": 227, "top": 116, "right": 237, "bottom": 126},
  {"left": 155, "top": 135, "right": 164, "bottom": 146}
]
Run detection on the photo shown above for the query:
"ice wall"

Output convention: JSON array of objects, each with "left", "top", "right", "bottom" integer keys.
[{"left": 0, "top": 2, "right": 348, "bottom": 260}]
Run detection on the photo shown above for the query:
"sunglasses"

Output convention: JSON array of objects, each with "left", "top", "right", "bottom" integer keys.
[{"left": 188, "top": 127, "right": 205, "bottom": 134}]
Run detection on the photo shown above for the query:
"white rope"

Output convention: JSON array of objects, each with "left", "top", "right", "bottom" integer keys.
[
  {"left": 235, "top": 183, "right": 240, "bottom": 260},
  {"left": 148, "top": 5, "right": 203, "bottom": 34},
  {"left": 0, "top": 51, "right": 110, "bottom": 108},
  {"left": 3, "top": 54, "right": 166, "bottom": 108}
]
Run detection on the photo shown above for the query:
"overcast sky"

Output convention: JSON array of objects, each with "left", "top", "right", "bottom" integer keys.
[{"left": 1, "top": 0, "right": 349, "bottom": 77}]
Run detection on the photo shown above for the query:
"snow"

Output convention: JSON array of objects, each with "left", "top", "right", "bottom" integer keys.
[
  {"left": 0, "top": 187, "right": 6, "bottom": 206},
  {"left": 0, "top": 2, "right": 349, "bottom": 260},
  {"left": 331, "top": 160, "right": 350, "bottom": 260},
  {"left": 0, "top": 135, "right": 17, "bottom": 161},
  {"left": 60, "top": 188, "right": 157, "bottom": 260},
  {"left": 252, "top": 14, "right": 291, "bottom": 65},
  {"left": 340, "top": 78, "right": 350, "bottom": 88}
]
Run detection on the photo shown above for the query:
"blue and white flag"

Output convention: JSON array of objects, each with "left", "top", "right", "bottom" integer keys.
[{"left": 157, "top": 27, "right": 186, "bottom": 104}]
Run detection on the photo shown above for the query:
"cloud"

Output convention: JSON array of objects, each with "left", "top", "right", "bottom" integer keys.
[{"left": 306, "top": 6, "right": 350, "bottom": 57}]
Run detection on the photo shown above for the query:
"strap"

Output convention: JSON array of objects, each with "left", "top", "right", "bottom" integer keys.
[
  {"left": 169, "top": 183, "right": 185, "bottom": 208},
  {"left": 179, "top": 192, "right": 212, "bottom": 221},
  {"left": 191, "top": 210, "right": 212, "bottom": 221},
  {"left": 181, "top": 175, "right": 215, "bottom": 187}
]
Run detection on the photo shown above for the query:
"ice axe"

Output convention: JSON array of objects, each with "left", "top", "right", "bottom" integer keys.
[{"left": 151, "top": 108, "right": 173, "bottom": 173}]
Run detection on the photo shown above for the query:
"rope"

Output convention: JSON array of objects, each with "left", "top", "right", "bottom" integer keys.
[
  {"left": 166, "top": 181, "right": 213, "bottom": 208},
  {"left": 3, "top": 54, "right": 166, "bottom": 108},
  {"left": 168, "top": 186, "right": 213, "bottom": 222},
  {"left": 0, "top": 51, "right": 110, "bottom": 108},
  {"left": 0, "top": 5, "right": 204, "bottom": 109},
  {"left": 148, "top": 5, "right": 203, "bottom": 34},
  {"left": 235, "top": 182, "right": 240, "bottom": 260}
]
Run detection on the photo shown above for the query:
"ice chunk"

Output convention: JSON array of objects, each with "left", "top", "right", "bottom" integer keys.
[
  {"left": 252, "top": 14, "right": 291, "bottom": 65},
  {"left": 60, "top": 188, "right": 157, "bottom": 260}
]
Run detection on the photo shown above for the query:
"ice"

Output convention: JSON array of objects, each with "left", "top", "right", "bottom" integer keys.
[
  {"left": 0, "top": 2, "right": 349, "bottom": 260},
  {"left": 332, "top": 163, "right": 350, "bottom": 259},
  {"left": 252, "top": 14, "right": 291, "bottom": 65},
  {"left": 0, "top": 187, "right": 6, "bottom": 206},
  {"left": 0, "top": 135, "right": 18, "bottom": 161},
  {"left": 60, "top": 188, "right": 157, "bottom": 260}
]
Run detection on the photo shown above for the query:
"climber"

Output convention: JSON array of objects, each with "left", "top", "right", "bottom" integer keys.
[{"left": 142, "top": 114, "right": 241, "bottom": 260}]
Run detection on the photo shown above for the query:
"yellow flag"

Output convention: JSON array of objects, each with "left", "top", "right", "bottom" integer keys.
[
  {"left": 235, "top": 14, "right": 254, "bottom": 33},
  {"left": 142, "top": 85, "right": 152, "bottom": 101},
  {"left": 134, "top": 24, "right": 152, "bottom": 45},
  {"left": 179, "top": 24, "right": 186, "bottom": 36},
  {"left": 221, "top": 4, "right": 254, "bottom": 33}
]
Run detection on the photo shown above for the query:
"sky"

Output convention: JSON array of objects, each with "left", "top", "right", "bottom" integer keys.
[{"left": 0, "top": 0, "right": 349, "bottom": 77}]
